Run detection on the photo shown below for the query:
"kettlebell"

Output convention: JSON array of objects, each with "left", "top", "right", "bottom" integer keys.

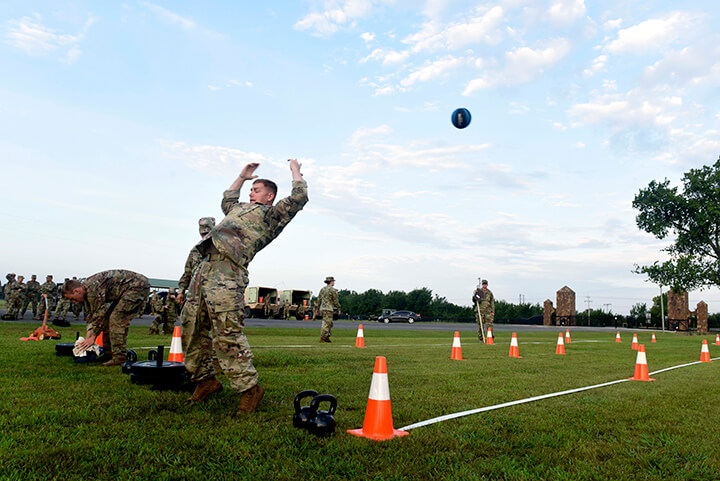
[
  {"left": 293, "top": 390, "right": 319, "bottom": 429},
  {"left": 122, "top": 350, "right": 138, "bottom": 375},
  {"left": 308, "top": 394, "right": 337, "bottom": 437},
  {"left": 148, "top": 349, "right": 158, "bottom": 361}
]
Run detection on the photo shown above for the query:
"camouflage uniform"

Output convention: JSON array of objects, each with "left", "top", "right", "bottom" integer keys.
[
  {"left": 318, "top": 279, "right": 340, "bottom": 342},
  {"left": 54, "top": 280, "right": 71, "bottom": 321},
  {"left": 3, "top": 274, "right": 18, "bottom": 319},
  {"left": 179, "top": 217, "right": 216, "bottom": 298},
  {"left": 149, "top": 292, "right": 179, "bottom": 335},
  {"left": 180, "top": 179, "right": 308, "bottom": 392},
  {"left": 83, "top": 270, "right": 150, "bottom": 360},
  {"left": 9, "top": 277, "right": 26, "bottom": 319},
  {"left": 473, "top": 282, "right": 495, "bottom": 341},
  {"left": 39, "top": 278, "right": 57, "bottom": 315},
  {"left": 21, "top": 277, "right": 41, "bottom": 319},
  {"left": 149, "top": 292, "right": 165, "bottom": 334}
]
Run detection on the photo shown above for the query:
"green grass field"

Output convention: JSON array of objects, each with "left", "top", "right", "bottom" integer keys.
[{"left": 1, "top": 323, "right": 719, "bottom": 481}]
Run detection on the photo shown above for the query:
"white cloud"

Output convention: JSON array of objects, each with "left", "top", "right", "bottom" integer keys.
[
  {"left": 604, "top": 11, "right": 700, "bottom": 54},
  {"left": 294, "top": 0, "right": 384, "bottom": 36},
  {"left": 546, "top": 0, "right": 586, "bottom": 25},
  {"left": 361, "top": 47, "right": 409, "bottom": 65},
  {"left": 142, "top": 2, "right": 196, "bottom": 29},
  {"left": 400, "top": 55, "right": 465, "bottom": 87},
  {"left": 4, "top": 14, "right": 94, "bottom": 63},
  {"left": 464, "top": 38, "right": 571, "bottom": 93},
  {"left": 160, "top": 140, "right": 268, "bottom": 174},
  {"left": 360, "top": 31, "right": 375, "bottom": 43},
  {"left": 583, "top": 54, "right": 607, "bottom": 77}
]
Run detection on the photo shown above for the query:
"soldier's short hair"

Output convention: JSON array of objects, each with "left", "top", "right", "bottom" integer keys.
[
  {"left": 253, "top": 179, "right": 277, "bottom": 198},
  {"left": 62, "top": 279, "right": 83, "bottom": 295},
  {"left": 47, "top": 275, "right": 53, "bottom": 279}
]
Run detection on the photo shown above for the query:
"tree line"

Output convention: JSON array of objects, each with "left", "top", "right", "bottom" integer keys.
[{"left": 333, "top": 287, "right": 542, "bottom": 322}]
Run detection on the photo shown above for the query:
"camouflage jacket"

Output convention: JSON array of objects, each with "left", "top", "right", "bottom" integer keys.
[
  {"left": 83, "top": 270, "right": 149, "bottom": 333},
  {"left": 11, "top": 282, "right": 26, "bottom": 298},
  {"left": 178, "top": 245, "right": 203, "bottom": 293},
  {"left": 317, "top": 285, "right": 340, "bottom": 312},
  {"left": 3, "top": 279, "right": 15, "bottom": 299},
  {"left": 26, "top": 280, "right": 41, "bottom": 296},
  {"left": 198, "top": 179, "right": 308, "bottom": 271},
  {"left": 40, "top": 281, "right": 57, "bottom": 297},
  {"left": 476, "top": 288, "right": 495, "bottom": 312}
]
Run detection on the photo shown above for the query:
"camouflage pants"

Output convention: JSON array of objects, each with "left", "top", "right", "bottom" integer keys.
[
  {"left": 70, "top": 301, "right": 83, "bottom": 318},
  {"left": 97, "top": 285, "right": 149, "bottom": 358},
  {"left": 180, "top": 259, "right": 257, "bottom": 392},
  {"left": 320, "top": 311, "right": 334, "bottom": 341},
  {"left": 54, "top": 297, "right": 70, "bottom": 320},
  {"left": 7, "top": 292, "right": 24, "bottom": 318},
  {"left": 150, "top": 311, "right": 176, "bottom": 335},
  {"left": 475, "top": 307, "right": 493, "bottom": 339},
  {"left": 20, "top": 295, "right": 38, "bottom": 318}
]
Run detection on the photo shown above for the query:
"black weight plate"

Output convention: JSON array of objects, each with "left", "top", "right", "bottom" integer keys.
[
  {"left": 55, "top": 343, "right": 75, "bottom": 356},
  {"left": 130, "top": 360, "right": 188, "bottom": 378}
]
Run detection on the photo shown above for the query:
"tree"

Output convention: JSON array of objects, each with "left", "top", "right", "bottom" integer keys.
[
  {"left": 632, "top": 157, "right": 720, "bottom": 291},
  {"left": 629, "top": 302, "right": 648, "bottom": 319}
]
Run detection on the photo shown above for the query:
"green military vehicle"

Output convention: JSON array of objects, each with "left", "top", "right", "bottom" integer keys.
[
  {"left": 277, "top": 289, "right": 313, "bottom": 320},
  {"left": 244, "top": 287, "right": 279, "bottom": 319}
]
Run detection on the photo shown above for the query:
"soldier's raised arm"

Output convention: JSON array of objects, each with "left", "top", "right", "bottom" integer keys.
[{"left": 221, "top": 163, "right": 261, "bottom": 214}]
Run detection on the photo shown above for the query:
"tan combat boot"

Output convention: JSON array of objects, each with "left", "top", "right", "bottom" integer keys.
[
  {"left": 102, "top": 355, "right": 127, "bottom": 366},
  {"left": 236, "top": 384, "right": 265, "bottom": 415},
  {"left": 188, "top": 377, "right": 223, "bottom": 403}
]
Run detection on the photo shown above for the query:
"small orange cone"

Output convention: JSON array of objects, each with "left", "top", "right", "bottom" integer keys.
[
  {"left": 348, "top": 356, "right": 409, "bottom": 441},
  {"left": 355, "top": 324, "right": 365, "bottom": 348},
  {"left": 616, "top": 331, "right": 621, "bottom": 342},
  {"left": 555, "top": 332, "right": 565, "bottom": 355},
  {"left": 715, "top": 334, "right": 719, "bottom": 346},
  {"left": 96, "top": 332, "right": 103, "bottom": 348},
  {"left": 486, "top": 327, "right": 494, "bottom": 345},
  {"left": 631, "top": 333, "right": 639, "bottom": 350},
  {"left": 628, "top": 345, "right": 655, "bottom": 381},
  {"left": 651, "top": 333, "right": 657, "bottom": 343},
  {"left": 565, "top": 329, "right": 571, "bottom": 343},
  {"left": 700, "top": 340, "right": 712, "bottom": 363},
  {"left": 168, "top": 326, "right": 183, "bottom": 362},
  {"left": 304, "top": 314, "right": 309, "bottom": 320},
  {"left": 508, "top": 332, "right": 521, "bottom": 358},
  {"left": 450, "top": 331, "right": 463, "bottom": 360}
]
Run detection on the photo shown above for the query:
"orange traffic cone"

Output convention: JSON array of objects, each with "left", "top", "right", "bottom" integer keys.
[
  {"left": 348, "top": 356, "right": 409, "bottom": 441},
  {"left": 631, "top": 333, "right": 639, "bottom": 350},
  {"left": 96, "top": 332, "right": 103, "bottom": 348},
  {"left": 629, "top": 345, "right": 655, "bottom": 381},
  {"left": 700, "top": 340, "right": 712, "bottom": 363},
  {"left": 168, "top": 326, "right": 183, "bottom": 362},
  {"left": 565, "top": 329, "right": 571, "bottom": 344},
  {"left": 355, "top": 324, "right": 365, "bottom": 348},
  {"left": 555, "top": 332, "right": 565, "bottom": 355},
  {"left": 486, "top": 327, "right": 494, "bottom": 345},
  {"left": 508, "top": 332, "right": 521, "bottom": 358},
  {"left": 451, "top": 331, "right": 463, "bottom": 360},
  {"left": 616, "top": 331, "right": 621, "bottom": 343},
  {"left": 651, "top": 333, "right": 657, "bottom": 343},
  {"left": 715, "top": 334, "right": 719, "bottom": 346}
]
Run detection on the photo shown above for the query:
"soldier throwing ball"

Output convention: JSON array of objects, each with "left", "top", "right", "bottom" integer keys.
[{"left": 180, "top": 160, "right": 308, "bottom": 415}]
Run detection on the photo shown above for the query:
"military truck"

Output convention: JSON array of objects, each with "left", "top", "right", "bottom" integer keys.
[
  {"left": 244, "top": 287, "right": 279, "bottom": 319},
  {"left": 277, "top": 289, "right": 313, "bottom": 320}
]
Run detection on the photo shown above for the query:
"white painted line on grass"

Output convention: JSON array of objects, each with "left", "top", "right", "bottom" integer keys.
[{"left": 399, "top": 356, "right": 719, "bottom": 431}]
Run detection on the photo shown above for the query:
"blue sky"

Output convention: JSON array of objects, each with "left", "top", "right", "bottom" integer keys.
[{"left": 2, "top": 0, "right": 720, "bottom": 315}]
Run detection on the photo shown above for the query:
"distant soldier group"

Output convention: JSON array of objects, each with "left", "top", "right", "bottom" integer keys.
[{"left": 1, "top": 273, "right": 86, "bottom": 325}]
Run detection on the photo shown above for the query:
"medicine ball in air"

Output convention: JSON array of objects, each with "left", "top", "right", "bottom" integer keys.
[{"left": 451, "top": 108, "right": 471, "bottom": 129}]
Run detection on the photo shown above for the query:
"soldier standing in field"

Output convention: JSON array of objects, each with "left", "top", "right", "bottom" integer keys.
[
  {"left": 473, "top": 279, "right": 495, "bottom": 342},
  {"left": 63, "top": 269, "right": 150, "bottom": 366},
  {"left": 21, "top": 274, "right": 41, "bottom": 320},
  {"left": 148, "top": 291, "right": 166, "bottom": 335},
  {"left": 39, "top": 275, "right": 57, "bottom": 317},
  {"left": 10, "top": 275, "right": 26, "bottom": 319},
  {"left": 318, "top": 276, "right": 340, "bottom": 343},
  {"left": 2, "top": 273, "right": 18, "bottom": 319},
  {"left": 180, "top": 159, "right": 307, "bottom": 415},
  {"left": 53, "top": 278, "right": 72, "bottom": 323}
]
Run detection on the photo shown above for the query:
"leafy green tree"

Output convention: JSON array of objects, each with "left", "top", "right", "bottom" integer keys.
[
  {"left": 629, "top": 302, "right": 648, "bottom": 320},
  {"left": 633, "top": 157, "right": 720, "bottom": 291}
]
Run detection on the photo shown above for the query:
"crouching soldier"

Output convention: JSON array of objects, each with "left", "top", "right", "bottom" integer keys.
[{"left": 63, "top": 269, "right": 150, "bottom": 366}]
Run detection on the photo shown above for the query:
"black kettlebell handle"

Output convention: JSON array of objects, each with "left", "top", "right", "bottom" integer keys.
[
  {"left": 148, "top": 349, "right": 157, "bottom": 361},
  {"left": 294, "top": 390, "right": 319, "bottom": 412},
  {"left": 309, "top": 394, "right": 337, "bottom": 416},
  {"left": 126, "top": 349, "right": 137, "bottom": 363}
]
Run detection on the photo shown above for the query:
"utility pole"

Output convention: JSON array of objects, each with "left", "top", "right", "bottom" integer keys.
[
  {"left": 660, "top": 285, "right": 665, "bottom": 332},
  {"left": 585, "top": 296, "right": 592, "bottom": 324}
]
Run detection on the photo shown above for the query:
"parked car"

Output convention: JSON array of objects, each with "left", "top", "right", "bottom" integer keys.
[{"left": 378, "top": 310, "right": 420, "bottom": 324}]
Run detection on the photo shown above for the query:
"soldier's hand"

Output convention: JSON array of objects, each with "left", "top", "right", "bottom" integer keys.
[
  {"left": 177, "top": 293, "right": 184, "bottom": 304},
  {"left": 240, "top": 163, "right": 260, "bottom": 180}
]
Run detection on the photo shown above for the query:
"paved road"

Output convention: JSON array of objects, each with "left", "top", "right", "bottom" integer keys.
[{"left": 1, "top": 309, "right": 665, "bottom": 333}]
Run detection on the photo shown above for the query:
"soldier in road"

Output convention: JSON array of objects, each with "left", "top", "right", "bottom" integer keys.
[
  {"left": 473, "top": 279, "right": 495, "bottom": 342},
  {"left": 318, "top": 276, "right": 340, "bottom": 343},
  {"left": 63, "top": 269, "right": 150, "bottom": 366},
  {"left": 179, "top": 159, "right": 307, "bottom": 415},
  {"left": 20, "top": 274, "right": 41, "bottom": 320}
]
